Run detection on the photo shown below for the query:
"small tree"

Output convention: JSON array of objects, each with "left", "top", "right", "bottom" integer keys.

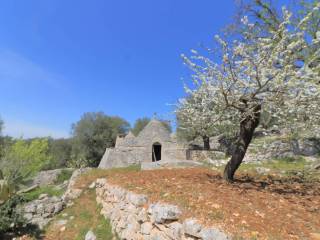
[
  {"left": 0, "top": 117, "right": 3, "bottom": 136},
  {"left": 47, "top": 138, "right": 72, "bottom": 169},
  {"left": 71, "top": 112, "right": 130, "bottom": 167},
  {"left": 0, "top": 138, "right": 51, "bottom": 185},
  {"left": 181, "top": 6, "right": 320, "bottom": 181},
  {"left": 176, "top": 81, "right": 238, "bottom": 150}
]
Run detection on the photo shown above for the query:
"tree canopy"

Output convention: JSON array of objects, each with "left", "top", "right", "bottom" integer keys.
[
  {"left": 70, "top": 112, "right": 130, "bottom": 167},
  {"left": 179, "top": 2, "right": 320, "bottom": 181},
  {"left": 0, "top": 138, "right": 52, "bottom": 185}
]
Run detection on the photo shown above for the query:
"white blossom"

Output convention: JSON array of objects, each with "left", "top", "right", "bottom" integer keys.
[{"left": 178, "top": 7, "right": 320, "bottom": 138}]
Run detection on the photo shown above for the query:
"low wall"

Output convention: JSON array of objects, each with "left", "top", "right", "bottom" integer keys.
[
  {"left": 95, "top": 178, "right": 229, "bottom": 240},
  {"left": 188, "top": 150, "right": 226, "bottom": 162}
]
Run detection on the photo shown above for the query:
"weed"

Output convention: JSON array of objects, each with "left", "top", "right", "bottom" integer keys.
[
  {"left": 23, "top": 186, "right": 64, "bottom": 202},
  {"left": 54, "top": 169, "right": 73, "bottom": 184}
]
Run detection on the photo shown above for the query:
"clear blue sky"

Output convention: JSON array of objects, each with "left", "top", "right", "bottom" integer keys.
[{"left": 0, "top": 0, "right": 245, "bottom": 138}]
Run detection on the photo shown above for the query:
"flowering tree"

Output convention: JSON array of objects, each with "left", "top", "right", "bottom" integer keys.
[
  {"left": 176, "top": 80, "right": 238, "bottom": 150},
  {"left": 180, "top": 6, "right": 320, "bottom": 181}
]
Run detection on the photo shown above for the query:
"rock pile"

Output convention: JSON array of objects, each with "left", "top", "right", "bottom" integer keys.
[
  {"left": 22, "top": 194, "right": 65, "bottom": 229},
  {"left": 21, "top": 168, "right": 91, "bottom": 229},
  {"left": 32, "top": 168, "right": 73, "bottom": 187},
  {"left": 95, "top": 178, "right": 229, "bottom": 240},
  {"left": 62, "top": 168, "right": 91, "bottom": 203}
]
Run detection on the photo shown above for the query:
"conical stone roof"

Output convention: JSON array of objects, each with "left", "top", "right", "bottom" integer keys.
[{"left": 136, "top": 119, "right": 171, "bottom": 142}]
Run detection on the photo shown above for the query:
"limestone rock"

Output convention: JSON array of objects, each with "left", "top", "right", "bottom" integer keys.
[
  {"left": 149, "top": 203, "right": 181, "bottom": 224},
  {"left": 88, "top": 182, "right": 96, "bottom": 189},
  {"left": 255, "top": 167, "right": 271, "bottom": 175},
  {"left": 137, "top": 208, "right": 148, "bottom": 223},
  {"left": 22, "top": 195, "right": 65, "bottom": 229},
  {"left": 85, "top": 230, "right": 96, "bottom": 240},
  {"left": 32, "top": 168, "right": 73, "bottom": 187},
  {"left": 127, "top": 192, "right": 148, "bottom": 207},
  {"left": 199, "top": 228, "right": 230, "bottom": 240},
  {"left": 38, "top": 193, "right": 48, "bottom": 200},
  {"left": 141, "top": 222, "right": 153, "bottom": 235},
  {"left": 183, "top": 218, "right": 202, "bottom": 238},
  {"left": 166, "top": 222, "right": 183, "bottom": 239}
]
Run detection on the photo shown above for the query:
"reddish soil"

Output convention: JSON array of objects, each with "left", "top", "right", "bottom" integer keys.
[{"left": 106, "top": 168, "right": 320, "bottom": 240}]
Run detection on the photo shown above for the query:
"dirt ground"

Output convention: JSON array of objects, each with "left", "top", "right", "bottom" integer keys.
[{"left": 104, "top": 168, "right": 320, "bottom": 240}]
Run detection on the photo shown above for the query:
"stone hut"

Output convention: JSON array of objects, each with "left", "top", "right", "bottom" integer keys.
[{"left": 99, "top": 119, "right": 190, "bottom": 169}]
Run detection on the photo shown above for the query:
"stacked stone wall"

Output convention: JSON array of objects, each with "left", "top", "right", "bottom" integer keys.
[{"left": 95, "top": 178, "right": 229, "bottom": 240}]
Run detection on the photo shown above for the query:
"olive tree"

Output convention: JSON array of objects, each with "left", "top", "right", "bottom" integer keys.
[
  {"left": 71, "top": 112, "right": 130, "bottom": 167},
  {"left": 181, "top": 6, "right": 320, "bottom": 181}
]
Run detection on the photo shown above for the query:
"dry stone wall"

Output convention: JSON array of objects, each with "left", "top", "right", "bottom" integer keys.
[
  {"left": 95, "top": 178, "right": 229, "bottom": 240},
  {"left": 22, "top": 194, "right": 65, "bottom": 229}
]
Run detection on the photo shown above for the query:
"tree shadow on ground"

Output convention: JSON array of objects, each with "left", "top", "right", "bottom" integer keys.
[
  {"left": 0, "top": 223, "right": 44, "bottom": 240},
  {"left": 205, "top": 172, "right": 320, "bottom": 196}
]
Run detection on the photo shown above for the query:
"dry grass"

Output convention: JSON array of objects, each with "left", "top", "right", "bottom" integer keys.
[
  {"left": 104, "top": 168, "right": 320, "bottom": 240},
  {"left": 21, "top": 165, "right": 320, "bottom": 239}
]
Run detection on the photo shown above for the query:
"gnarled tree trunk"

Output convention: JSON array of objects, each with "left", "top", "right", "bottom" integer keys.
[
  {"left": 202, "top": 136, "right": 210, "bottom": 150},
  {"left": 223, "top": 104, "right": 261, "bottom": 182}
]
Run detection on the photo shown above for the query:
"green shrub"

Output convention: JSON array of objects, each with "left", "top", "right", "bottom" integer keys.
[
  {"left": 54, "top": 169, "right": 73, "bottom": 184},
  {"left": 0, "top": 180, "right": 14, "bottom": 203},
  {"left": 277, "top": 156, "right": 305, "bottom": 163},
  {"left": 23, "top": 186, "right": 65, "bottom": 202},
  {"left": 0, "top": 195, "right": 26, "bottom": 234}
]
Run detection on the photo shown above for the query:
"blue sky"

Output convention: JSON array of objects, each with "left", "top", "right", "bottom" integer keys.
[{"left": 0, "top": 0, "right": 253, "bottom": 138}]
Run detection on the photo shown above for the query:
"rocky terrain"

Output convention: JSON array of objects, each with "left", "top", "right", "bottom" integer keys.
[{"left": 4, "top": 133, "right": 319, "bottom": 239}]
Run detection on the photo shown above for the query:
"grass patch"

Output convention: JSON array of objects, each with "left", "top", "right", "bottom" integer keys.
[
  {"left": 54, "top": 169, "right": 73, "bottom": 184},
  {"left": 239, "top": 157, "right": 307, "bottom": 173},
  {"left": 22, "top": 186, "right": 65, "bottom": 202},
  {"left": 236, "top": 156, "right": 316, "bottom": 181},
  {"left": 43, "top": 189, "right": 115, "bottom": 240}
]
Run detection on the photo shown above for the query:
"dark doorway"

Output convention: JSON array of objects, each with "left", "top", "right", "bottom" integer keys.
[{"left": 152, "top": 143, "right": 161, "bottom": 162}]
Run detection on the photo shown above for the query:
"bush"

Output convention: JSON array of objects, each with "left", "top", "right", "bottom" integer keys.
[
  {"left": 54, "top": 169, "right": 73, "bottom": 185},
  {"left": 23, "top": 186, "right": 65, "bottom": 202},
  {"left": 0, "top": 195, "right": 26, "bottom": 234},
  {"left": 0, "top": 180, "right": 14, "bottom": 204},
  {"left": 0, "top": 138, "right": 52, "bottom": 185}
]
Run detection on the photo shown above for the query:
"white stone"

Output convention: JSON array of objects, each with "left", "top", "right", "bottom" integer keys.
[
  {"left": 167, "top": 222, "right": 183, "bottom": 239},
  {"left": 141, "top": 222, "right": 153, "bottom": 235},
  {"left": 149, "top": 203, "right": 181, "bottom": 224},
  {"left": 183, "top": 218, "right": 202, "bottom": 238},
  {"left": 199, "top": 228, "right": 230, "bottom": 240},
  {"left": 85, "top": 230, "right": 96, "bottom": 240},
  {"left": 88, "top": 182, "right": 96, "bottom": 189},
  {"left": 127, "top": 192, "right": 148, "bottom": 207},
  {"left": 38, "top": 193, "right": 48, "bottom": 200}
]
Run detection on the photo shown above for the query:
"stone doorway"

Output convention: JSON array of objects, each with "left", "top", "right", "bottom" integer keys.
[{"left": 152, "top": 143, "right": 161, "bottom": 162}]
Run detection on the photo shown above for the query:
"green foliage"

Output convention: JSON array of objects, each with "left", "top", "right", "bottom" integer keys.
[
  {"left": 0, "top": 117, "right": 3, "bottom": 136},
  {"left": 132, "top": 117, "right": 172, "bottom": 136},
  {"left": 0, "top": 195, "right": 26, "bottom": 234},
  {"left": 0, "top": 180, "right": 14, "bottom": 203},
  {"left": 132, "top": 117, "right": 150, "bottom": 136},
  {"left": 54, "top": 169, "right": 73, "bottom": 184},
  {"left": 0, "top": 138, "right": 52, "bottom": 185},
  {"left": 23, "top": 186, "right": 65, "bottom": 202},
  {"left": 238, "top": 157, "right": 307, "bottom": 173},
  {"left": 70, "top": 112, "right": 130, "bottom": 167},
  {"left": 47, "top": 138, "right": 72, "bottom": 169},
  {"left": 0, "top": 136, "right": 14, "bottom": 160}
]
